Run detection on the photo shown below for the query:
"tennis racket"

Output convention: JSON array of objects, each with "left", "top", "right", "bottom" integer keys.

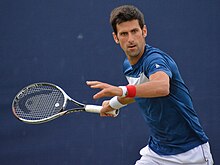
[{"left": 12, "top": 82, "right": 119, "bottom": 124}]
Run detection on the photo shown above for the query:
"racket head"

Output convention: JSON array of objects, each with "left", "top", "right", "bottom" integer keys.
[{"left": 12, "top": 82, "right": 68, "bottom": 124}]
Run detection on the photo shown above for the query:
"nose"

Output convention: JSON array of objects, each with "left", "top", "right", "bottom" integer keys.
[{"left": 128, "top": 33, "right": 134, "bottom": 43}]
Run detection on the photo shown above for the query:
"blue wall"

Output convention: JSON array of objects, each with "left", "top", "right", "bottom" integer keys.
[{"left": 0, "top": 0, "right": 219, "bottom": 164}]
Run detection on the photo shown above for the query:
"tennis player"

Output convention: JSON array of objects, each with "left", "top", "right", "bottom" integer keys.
[{"left": 87, "top": 5, "right": 214, "bottom": 164}]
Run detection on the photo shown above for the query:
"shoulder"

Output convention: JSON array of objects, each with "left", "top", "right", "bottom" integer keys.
[
  {"left": 145, "top": 45, "right": 171, "bottom": 61},
  {"left": 144, "top": 45, "right": 176, "bottom": 78}
]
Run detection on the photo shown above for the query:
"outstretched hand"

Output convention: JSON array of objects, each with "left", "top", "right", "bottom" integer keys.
[
  {"left": 86, "top": 81, "right": 122, "bottom": 99},
  {"left": 86, "top": 81, "right": 123, "bottom": 117}
]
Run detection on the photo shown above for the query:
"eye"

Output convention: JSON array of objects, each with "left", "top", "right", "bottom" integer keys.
[
  {"left": 120, "top": 32, "right": 128, "bottom": 37},
  {"left": 131, "top": 29, "right": 138, "bottom": 34}
]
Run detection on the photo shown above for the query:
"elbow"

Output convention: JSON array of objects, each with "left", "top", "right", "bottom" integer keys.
[
  {"left": 161, "top": 88, "right": 170, "bottom": 96},
  {"left": 157, "top": 84, "right": 170, "bottom": 97}
]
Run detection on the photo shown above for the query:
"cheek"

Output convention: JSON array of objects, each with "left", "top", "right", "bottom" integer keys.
[
  {"left": 136, "top": 35, "right": 146, "bottom": 44},
  {"left": 119, "top": 40, "right": 127, "bottom": 49},
  {"left": 118, "top": 38, "right": 126, "bottom": 46}
]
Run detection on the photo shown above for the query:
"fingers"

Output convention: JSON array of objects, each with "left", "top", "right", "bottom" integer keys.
[
  {"left": 86, "top": 81, "right": 118, "bottom": 99},
  {"left": 92, "top": 86, "right": 121, "bottom": 99},
  {"left": 86, "top": 81, "right": 100, "bottom": 87},
  {"left": 92, "top": 91, "right": 104, "bottom": 99},
  {"left": 86, "top": 81, "right": 118, "bottom": 118},
  {"left": 100, "top": 101, "right": 115, "bottom": 117},
  {"left": 86, "top": 81, "right": 110, "bottom": 89},
  {"left": 86, "top": 81, "right": 122, "bottom": 107},
  {"left": 86, "top": 81, "right": 104, "bottom": 99}
]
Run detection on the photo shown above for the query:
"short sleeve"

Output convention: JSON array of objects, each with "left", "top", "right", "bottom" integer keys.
[{"left": 144, "top": 53, "right": 172, "bottom": 78}]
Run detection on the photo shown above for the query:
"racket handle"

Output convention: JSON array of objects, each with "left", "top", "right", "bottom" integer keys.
[{"left": 85, "top": 105, "right": 119, "bottom": 117}]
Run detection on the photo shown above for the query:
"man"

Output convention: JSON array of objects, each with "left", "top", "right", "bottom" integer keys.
[{"left": 87, "top": 5, "right": 213, "bottom": 164}]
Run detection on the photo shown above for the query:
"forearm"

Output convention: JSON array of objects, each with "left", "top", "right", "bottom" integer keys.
[
  {"left": 135, "top": 79, "right": 170, "bottom": 98},
  {"left": 126, "top": 71, "right": 170, "bottom": 98}
]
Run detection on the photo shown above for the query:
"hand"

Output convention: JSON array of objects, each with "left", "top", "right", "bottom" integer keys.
[
  {"left": 100, "top": 100, "right": 115, "bottom": 117},
  {"left": 86, "top": 81, "right": 122, "bottom": 99}
]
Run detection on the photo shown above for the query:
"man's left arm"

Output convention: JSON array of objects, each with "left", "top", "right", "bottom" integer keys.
[
  {"left": 86, "top": 71, "right": 170, "bottom": 99},
  {"left": 135, "top": 71, "right": 170, "bottom": 98}
]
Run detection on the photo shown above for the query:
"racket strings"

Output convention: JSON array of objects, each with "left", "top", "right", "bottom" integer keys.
[{"left": 14, "top": 85, "right": 65, "bottom": 120}]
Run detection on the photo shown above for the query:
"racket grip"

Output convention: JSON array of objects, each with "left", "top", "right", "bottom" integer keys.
[{"left": 85, "top": 105, "right": 119, "bottom": 117}]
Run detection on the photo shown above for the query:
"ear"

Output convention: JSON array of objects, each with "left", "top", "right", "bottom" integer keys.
[
  {"left": 112, "top": 32, "right": 119, "bottom": 44},
  {"left": 142, "top": 25, "right": 147, "bottom": 38}
]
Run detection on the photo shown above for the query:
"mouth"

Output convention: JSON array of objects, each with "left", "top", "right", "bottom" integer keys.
[{"left": 127, "top": 45, "right": 137, "bottom": 49}]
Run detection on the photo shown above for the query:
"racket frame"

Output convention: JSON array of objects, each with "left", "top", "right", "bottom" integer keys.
[{"left": 12, "top": 82, "right": 119, "bottom": 124}]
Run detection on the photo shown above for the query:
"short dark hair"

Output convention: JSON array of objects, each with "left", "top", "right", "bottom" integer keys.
[{"left": 110, "top": 5, "right": 145, "bottom": 34}]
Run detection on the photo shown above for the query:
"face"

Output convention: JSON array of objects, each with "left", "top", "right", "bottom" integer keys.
[{"left": 113, "top": 20, "right": 147, "bottom": 64}]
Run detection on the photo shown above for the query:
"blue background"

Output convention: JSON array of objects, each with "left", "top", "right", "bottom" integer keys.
[{"left": 0, "top": 0, "right": 219, "bottom": 164}]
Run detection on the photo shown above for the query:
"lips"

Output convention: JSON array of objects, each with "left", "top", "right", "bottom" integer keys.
[
  {"left": 127, "top": 45, "right": 137, "bottom": 50},
  {"left": 128, "top": 44, "right": 136, "bottom": 48}
]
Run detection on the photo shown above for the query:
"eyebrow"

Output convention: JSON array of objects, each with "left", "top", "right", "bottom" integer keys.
[{"left": 119, "top": 27, "right": 140, "bottom": 34}]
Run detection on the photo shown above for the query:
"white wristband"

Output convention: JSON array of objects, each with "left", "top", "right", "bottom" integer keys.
[
  {"left": 119, "top": 86, "right": 128, "bottom": 98},
  {"left": 109, "top": 96, "right": 127, "bottom": 110}
]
